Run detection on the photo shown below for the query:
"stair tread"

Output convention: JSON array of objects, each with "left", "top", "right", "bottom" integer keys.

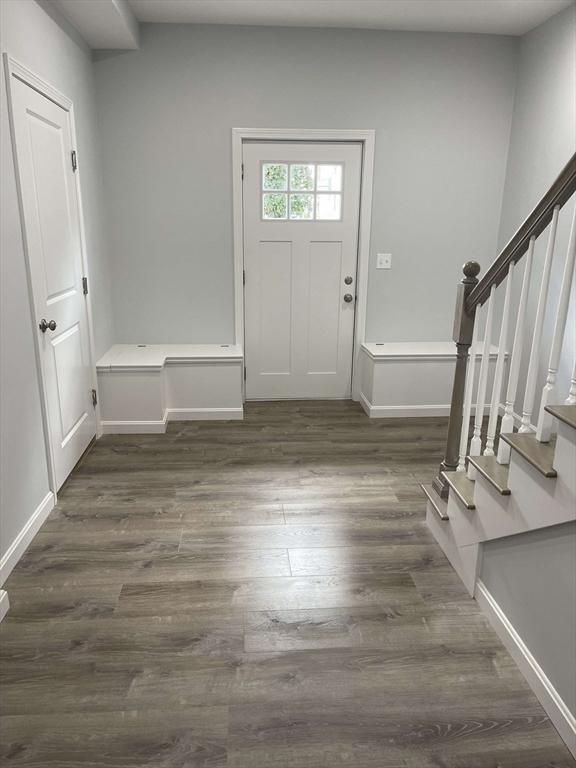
[
  {"left": 545, "top": 404, "right": 576, "bottom": 431},
  {"left": 421, "top": 483, "right": 449, "bottom": 520},
  {"left": 499, "top": 432, "right": 557, "bottom": 478},
  {"left": 441, "top": 471, "right": 476, "bottom": 510},
  {"left": 467, "top": 455, "right": 510, "bottom": 495}
]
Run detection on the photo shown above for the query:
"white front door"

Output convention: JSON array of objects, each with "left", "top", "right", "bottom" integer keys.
[
  {"left": 9, "top": 74, "right": 96, "bottom": 489},
  {"left": 243, "top": 142, "right": 362, "bottom": 399}
]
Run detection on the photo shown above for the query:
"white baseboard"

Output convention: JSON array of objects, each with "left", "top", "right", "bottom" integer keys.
[
  {"left": 359, "top": 394, "right": 536, "bottom": 426},
  {"left": 166, "top": 407, "right": 243, "bottom": 421},
  {"left": 360, "top": 393, "right": 449, "bottom": 418},
  {"left": 358, "top": 392, "right": 372, "bottom": 416},
  {"left": 0, "top": 491, "right": 55, "bottom": 586},
  {"left": 101, "top": 407, "right": 244, "bottom": 434},
  {"left": 100, "top": 419, "right": 167, "bottom": 434},
  {"left": 0, "top": 590, "right": 9, "bottom": 623},
  {"left": 475, "top": 580, "right": 576, "bottom": 757}
]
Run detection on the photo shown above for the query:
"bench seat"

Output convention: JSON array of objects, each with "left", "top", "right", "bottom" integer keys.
[
  {"left": 359, "top": 341, "right": 502, "bottom": 418},
  {"left": 96, "top": 344, "right": 244, "bottom": 433}
]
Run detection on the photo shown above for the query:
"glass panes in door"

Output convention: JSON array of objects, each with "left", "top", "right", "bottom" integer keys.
[{"left": 262, "top": 162, "right": 343, "bottom": 220}]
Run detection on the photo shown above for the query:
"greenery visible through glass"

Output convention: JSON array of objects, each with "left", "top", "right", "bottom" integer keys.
[
  {"left": 263, "top": 193, "right": 287, "bottom": 219},
  {"left": 261, "top": 162, "right": 343, "bottom": 220},
  {"left": 290, "top": 164, "right": 315, "bottom": 191},
  {"left": 289, "top": 194, "right": 314, "bottom": 220},
  {"left": 262, "top": 164, "right": 287, "bottom": 191}
]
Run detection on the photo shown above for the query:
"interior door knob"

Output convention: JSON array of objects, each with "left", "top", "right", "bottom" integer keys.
[
  {"left": 344, "top": 276, "right": 353, "bottom": 285},
  {"left": 343, "top": 294, "right": 354, "bottom": 303},
  {"left": 39, "top": 319, "right": 57, "bottom": 333}
]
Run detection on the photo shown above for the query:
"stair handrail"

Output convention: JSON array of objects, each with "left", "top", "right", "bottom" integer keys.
[
  {"left": 432, "top": 151, "right": 576, "bottom": 499},
  {"left": 467, "top": 152, "right": 576, "bottom": 310}
]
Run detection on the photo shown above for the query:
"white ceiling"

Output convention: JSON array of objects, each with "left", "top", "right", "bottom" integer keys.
[
  {"left": 128, "top": 0, "right": 574, "bottom": 36},
  {"left": 51, "top": 0, "right": 140, "bottom": 48},
  {"left": 50, "top": 0, "right": 575, "bottom": 49}
]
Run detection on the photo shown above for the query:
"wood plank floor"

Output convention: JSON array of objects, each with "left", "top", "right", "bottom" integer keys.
[{"left": 1, "top": 400, "right": 574, "bottom": 767}]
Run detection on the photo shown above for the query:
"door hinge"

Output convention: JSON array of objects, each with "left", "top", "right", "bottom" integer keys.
[
  {"left": 71, "top": 150, "right": 77, "bottom": 172},
  {"left": 82, "top": 277, "right": 88, "bottom": 295},
  {"left": 91, "top": 388, "right": 98, "bottom": 407},
  {"left": 241, "top": 163, "right": 244, "bottom": 181},
  {"left": 243, "top": 269, "right": 246, "bottom": 286},
  {"left": 244, "top": 367, "right": 246, "bottom": 381}
]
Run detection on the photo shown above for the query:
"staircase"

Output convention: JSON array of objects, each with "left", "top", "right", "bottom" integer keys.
[
  {"left": 423, "top": 151, "right": 576, "bottom": 587},
  {"left": 422, "top": 153, "right": 576, "bottom": 754},
  {"left": 423, "top": 404, "right": 576, "bottom": 594}
]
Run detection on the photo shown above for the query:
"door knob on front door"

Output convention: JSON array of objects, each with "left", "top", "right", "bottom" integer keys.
[
  {"left": 344, "top": 276, "right": 353, "bottom": 285},
  {"left": 39, "top": 319, "right": 57, "bottom": 333},
  {"left": 343, "top": 294, "right": 354, "bottom": 303}
]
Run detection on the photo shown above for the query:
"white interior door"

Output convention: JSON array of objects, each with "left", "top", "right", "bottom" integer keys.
[
  {"left": 243, "top": 142, "right": 362, "bottom": 399},
  {"left": 9, "top": 74, "right": 96, "bottom": 490}
]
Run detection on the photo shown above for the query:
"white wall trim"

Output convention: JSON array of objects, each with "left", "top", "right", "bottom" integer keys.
[
  {"left": 0, "top": 491, "right": 55, "bottom": 587},
  {"left": 165, "top": 407, "right": 243, "bottom": 421},
  {"left": 359, "top": 393, "right": 452, "bottom": 418},
  {"left": 100, "top": 419, "right": 168, "bottom": 434},
  {"left": 232, "top": 127, "right": 375, "bottom": 401},
  {"left": 101, "top": 406, "right": 245, "bottom": 433},
  {"left": 361, "top": 341, "right": 501, "bottom": 362},
  {"left": 476, "top": 580, "right": 576, "bottom": 757},
  {"left": 359, "top": 393, "right": 504, "bottom": 420},
  {"left": 66, "top": 88, "right": 103, "bottom": 438},
  {"left": 4, "top": 54, "right": 72, "bottom": 109},
  {"left": 0, "top": 590, "right": 9, "bottom": 623}
]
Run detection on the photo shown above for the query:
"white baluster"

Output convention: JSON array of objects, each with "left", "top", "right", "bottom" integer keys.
[
  {"left": 457, "top": 308, "right": 480, "bottom": 471},
  {"left": 467, "top": 284, "right": 496, "bottom": 479},
  {"left": 566, "top": 360, "right": 576, "bottom": 405},
  {"left": 485, "top": 263, "right": 514, "bottom": 455},
  {"left": 519, "top": 207, "right": 560, "bottom": 432},
  {"left": 537, "top": 206, "right": 576, "bottom": 442},
  {"left": 497, "top": 236, "right": 536, "bottom": 464}
]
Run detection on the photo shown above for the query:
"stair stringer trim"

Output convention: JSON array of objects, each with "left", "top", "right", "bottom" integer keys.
[{"left": 476, "top": 580, "right": 576, "bottom": 758}]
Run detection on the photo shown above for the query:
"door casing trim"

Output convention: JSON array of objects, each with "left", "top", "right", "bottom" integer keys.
[
  {"left": 232, "top": 127, "right": 375, "bottom": 401},
  {"left": 3, "top": 53, "right": 100, "bottom": 499}
]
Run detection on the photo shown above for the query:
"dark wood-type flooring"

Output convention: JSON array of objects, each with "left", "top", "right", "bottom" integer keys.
[{"left": 1, "top": 400, "right": 574, "bottom": 767}]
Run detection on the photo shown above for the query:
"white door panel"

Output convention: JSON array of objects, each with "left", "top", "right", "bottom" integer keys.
[
  {"left": 259, "top": 240, "right": 292, "bottom": 374},
  {"left": 307, "top": 241, "right": 343, "bottom": 374},
  {"left": 9, "top": 75, "right": 95, "bottom": 489},
  {"left": 243, "top": 142, "right": 361, "bottom": 399}
]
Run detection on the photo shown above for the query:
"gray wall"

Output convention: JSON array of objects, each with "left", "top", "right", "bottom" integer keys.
[
  {"left": 497, "top": 4, "right": 576, "bottom": 420},
  {"left": 479, "top": 5, "right": 576, "bottom": 720},
  {"left": 94, "top": 24, "right": 518, "bottom": 345},
  {"left": 0, "top": 0, "right": 113, "bottom": 562},
  {"left": 481, "top": 522, "right": 576, "bottom": 715},
  {"left": 498, "top": 5, "right": 576, "bottom": 247}
]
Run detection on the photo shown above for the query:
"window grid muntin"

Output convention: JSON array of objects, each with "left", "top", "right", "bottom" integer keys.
[{"left": 261, "top": 162, "right": 343, "bottom": 221}]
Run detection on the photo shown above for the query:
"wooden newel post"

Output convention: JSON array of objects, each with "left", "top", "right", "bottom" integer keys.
[{"left": 432, "top": 260, "right": 481, "bottom": 498}]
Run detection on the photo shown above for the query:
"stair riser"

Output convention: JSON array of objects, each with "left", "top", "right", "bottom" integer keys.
[
  {"left": 507, "top": 447, "right": 575, "bottom": 527},
  {"left": 425, "top": 500, "right": 480, "bottom": 596},
  {"left": 442, "top": 452, "right": 575, "bottom": 547},
  {"left": 443, "top": 484, "right": 516, "bottom": 548},
  {"left": 553, "top": 422, "right": 576, "bottom": 497},
  {"left": 473, "top": 474, "right": 573, "bottom": 541},
  {"left": 445, "top": 489, "right": 482, "bottom": 547}
]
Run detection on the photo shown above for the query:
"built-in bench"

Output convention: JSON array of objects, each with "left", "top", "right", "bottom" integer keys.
[
  {"left": 96, "top": 344, "right": 244, "bottom": 433},
  {"left": 359, "top": 341, "right": 501, "bottom": 418}
]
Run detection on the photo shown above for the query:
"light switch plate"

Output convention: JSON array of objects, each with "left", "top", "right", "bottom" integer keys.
[{"left": 377, "top": 253, "right": 392, "bottom": 269}]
